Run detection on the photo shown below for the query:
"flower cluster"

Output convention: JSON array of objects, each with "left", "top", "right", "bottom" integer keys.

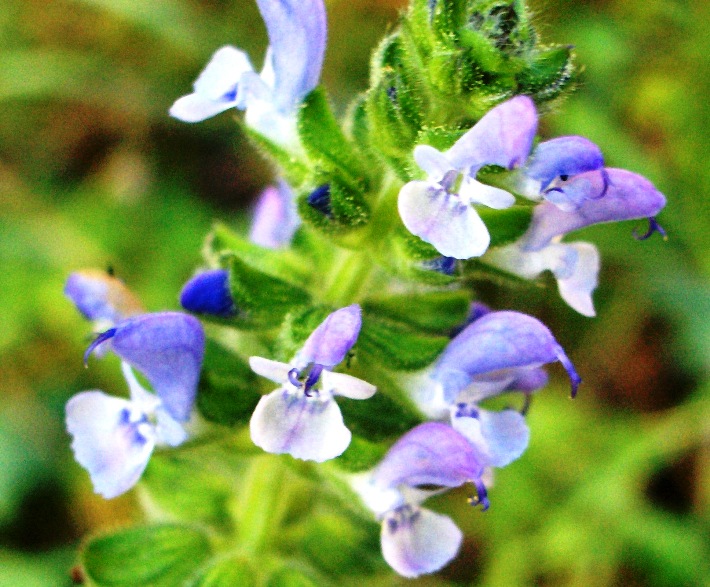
[{"left": 65, "top": 0, "right": 668, "bottom": 581}]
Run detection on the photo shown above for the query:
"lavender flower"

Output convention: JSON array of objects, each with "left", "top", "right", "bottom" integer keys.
[
  {"left": 170, "top": 0, "right": 327, "bottom": 146},
  {"left": 352, "top": 423, "right": 488, "bottom": 578},
  {"left": 249, "top": 305, "right": 376, "bottom": 462},
  {"left": 249, "top": 180, "right": 301, "bottom": 248},
  {"left": 66, "top": 362, "right": 188, "bottom": 499},
  {"left": 398, "top": 96, "right": 538, "bottom": 259}
]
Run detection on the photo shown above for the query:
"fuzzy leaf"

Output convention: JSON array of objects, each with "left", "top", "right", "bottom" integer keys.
[
  {"left": 298, "top": 87, "right": 366, "bottom": 186},
  {"left": 197, "top": 338, "right": 260, "bottom": 426},
  {"left": 226, "top": 256, "right": 311, "bottom": 328},
  {"left": 82, "top": 524, "right": 212, "bottom": 587},
  {"left": 244, "top": 126, "right": 308, "bottom": 186},
  {"left": 363, "top": 291, "right": 471, "bottom": 333},
  {"left": 358, "top": 314, "right": 449, "bottom": 371},
  {"left": 517, "top": 45, "right": 576, "bottom": 101}
]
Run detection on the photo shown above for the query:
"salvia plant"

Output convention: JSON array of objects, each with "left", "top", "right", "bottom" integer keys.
[{"left": 65, "top": 0, "right": 667, "bottom": 583}]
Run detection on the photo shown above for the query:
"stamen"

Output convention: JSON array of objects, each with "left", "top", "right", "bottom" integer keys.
[
  {"left": 440, "top": 169, "right": 460, "bottom": 192},
  {"left": 633, "top": 217, "right": 667, "bottom": 241},
  {"left": 304, "top": 364, "right": 324, "bottom": 394},
  {"left": 554, "top": 344, "right": 581, "bottom": 398},
  {"left": 467, "top": 479, "right": 490, "bottom": 511},
  {"left": 288, "top": 368, "right": 301, "bottom": 388},
  {"left": 83, "top": 328, "right": 117, "bottom": 367}
]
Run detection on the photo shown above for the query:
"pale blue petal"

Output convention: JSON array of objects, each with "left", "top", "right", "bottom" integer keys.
[
  {"left": 451, "top": 406, "right": 529, "bottom": 467},
  {"left": 459, "top": 176, "right": 515, "bottom": 209},
  {"left": 433, "top": 311, "right": 580, "bottom": 400},
  {"left": 398, "top": 181, "right": 490, "bottom": 259},
  {"left": 523, "top": 136, "right": 604, "bottom": 191},
  {"left": 99, "top": 313, "right": 205, "bottom": 422},
  {"left": 381, "top": 506, "right": 462, "bottom": 578},
  {"left": 320, "top": 370, "right": 377, "bottom": 400},
  {"left": 64, "top": 270, "right": 143, "bottom": 325},
  {"left": 255, "top": 0, "right": 327, "bottom": 112},
  {"left": 297, "top": 305, "right": 362, "bottom": 368},
  {"left": 249, "top": 356, "right": 293, "bottom": 384},
  {"left": 543, "top": 168, "right": 609, "bottom": 211},
  {"left": 446, "top": 95, "right": 537, "bottom": 172},
  {"left": 192, "top": 46, "right": 253, "bottom": 100},
  {"left": 372, "top": 423, "right": 484, "bottom": 490},
  {"left": 249, "top": 180, "right": 301, "bottom": 248},
  {"left": 413, "top": 144, "right": 453, "bottom": 181},
  {"left": 155, "top": 408, "right": 189, "bottom": 447},
  {"left": 521, "top": 168, "right": 667, "bottom": 251},
  {"left": 169, "top": 93, "right": 239, "bottom": 123},
  {"left": 249, "top": 388, "right": 350, "bottom": 462},
  {"left": 554, "top": 242, "right": 599, "bottom": 318},
  {"left": 66, "top": 391, "right": 155, "bottom": 499}
]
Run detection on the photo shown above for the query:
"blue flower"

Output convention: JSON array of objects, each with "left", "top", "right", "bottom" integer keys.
[
  {"left": 249, "top": 180, "right": 301, "bottom": 248},
  {"left": 407, "top": 311, "right": 578, "bottom": 468},
  {"left": 352, "top": 423, "right": 488, "bottom": 578},
  {"left": 64, "top": 269, "right": 144, "bottom": 330},
  {"left": 180, "top": 269, "right": 237, "bottom": 318},
  {"left": 66, "top": 362, "right": 189, "bottom": 499},
  {"left": 170, "top": 0, "right": 327, "bottom": 146},
  {"left": 84, "top": 312, "right": 206, "bottom": 422},
  {"left": 397, "top": 96, "right": 538, "bottom": 259},
  {"left": 487, "top": 168, "right": 667, "bottom": 315},
  {"left": 249, "top": 305, "right": 376, "bottom": 462}
]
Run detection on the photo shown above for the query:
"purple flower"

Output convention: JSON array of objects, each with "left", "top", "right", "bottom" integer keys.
[
  {"left": 180, "top": 269, "right": 236, "bottom": 318},
  {"left": 398, "top": 96, "right": 538, "bottom": 259},
  {"left": 487, "top": 168, "right": 666, "bottom": 315},
  {"left": 431, "top": 311, "right": 579, "bottom": 402},
  {"left": 170, "top": 0, "right": 327, "bottom": 146},
  {"left": 249, "top": 180, "right": 301, "bottom": 248},
  {"left": 66, "top": 363, "right": 188, "bottom": 498},
  {"left": 64, "top": 270, "right": 144, "bottom": 329},
  {"left": 352, "top": 423, "right": 488, "bottom": 578},
  {"left": 84, "top": 313, "right": 206, "bottom": 422},
  {"left": 249, "top": 305, "right": 376, "bottom": 462}
]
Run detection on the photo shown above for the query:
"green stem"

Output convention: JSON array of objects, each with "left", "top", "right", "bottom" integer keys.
[{"left": 236, "top": 454, "right": 289, "bottom": 555}]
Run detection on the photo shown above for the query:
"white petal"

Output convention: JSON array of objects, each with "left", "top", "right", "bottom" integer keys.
[
  {"left": 169, "top": 93, "right": 238, "bottom": 123},
  {"left": 413, "top": 145, "right": 453, "bottom": 181},
  {"left": 155, "top": 408, "right": 188, "bottom": 447},
  {"left": 451, "top": 407, "right": 529, "bottom": 468},
  {"left": 321, "top": 371, "right": 376, "bottom": 400},
  {"left": 249, "top": 389, "right": 351, "bottom": 462},
  {"left": 459, "top": 177, "right": 515, "bottom": 209},
  {"left": 193, "top": 46, "right": 253, "bottom": 100},
  {"left": 381, "top": 506, "right": 462, "bottom": 578},
  {"left": 555, "top": 242, "right": 599, "bottom": 317},
  {"left": 249, "top": 356, "right": 292, "bottom": 383},
  {"left": 398, "top": 181, "right": 491, "bottom": 259},
  {"left": 66, "top": 391, "right": 155, "bottom": 499}
]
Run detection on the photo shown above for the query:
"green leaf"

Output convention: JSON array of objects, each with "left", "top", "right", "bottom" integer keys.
[
  {"left": 363, "top": 290, "right": 471, "bottom": 333},
  {"left": 298, "top": 87, "right": 366, "bottom": 187},
  {"left": 82, "top": 524, "right": 212, "bottom": 587},
  {"left": 197, "top": 338, "right": 260, "bottom": 427},
  {"left": 188, "top": 555, "right": 256, "bottom": 587},
  {"left": 227, "top": 256, "right": 311, "bottom": 328},
  {"left": 478, "top": 205, "right": 533, "bottom": 247},
  {"left": 207, "top": 223, "right": 311, "bottom": 282},
  {"left": 358, "top": 314, "right": 449, "bottom": 371}
]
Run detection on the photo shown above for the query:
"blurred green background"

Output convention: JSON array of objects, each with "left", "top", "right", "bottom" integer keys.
[{"left": 0, "top": 0, "right": 707, "bottom": 585}]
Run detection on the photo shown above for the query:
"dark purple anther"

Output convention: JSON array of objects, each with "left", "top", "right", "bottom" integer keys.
[
  {"left": 288, "top": 368, "right": 302, "bottom": 388},
  {"left": 304, "top": 364, "right": 324, "bottom": 393}
]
